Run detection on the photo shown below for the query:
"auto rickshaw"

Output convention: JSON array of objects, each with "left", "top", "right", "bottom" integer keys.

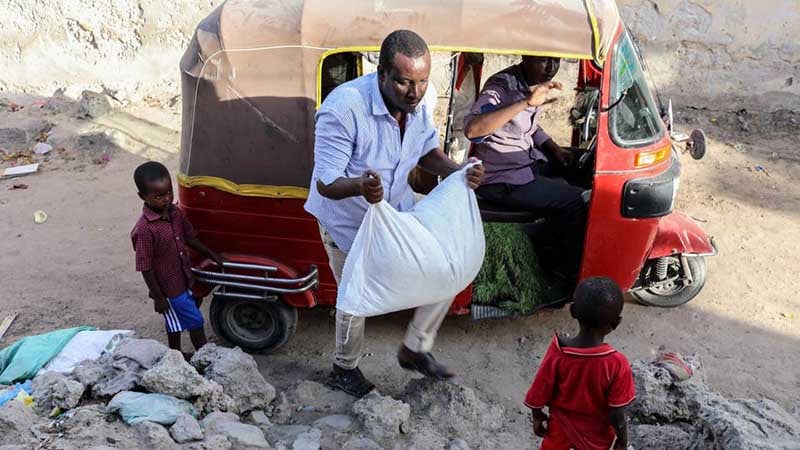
[{"left": 178, "top": 0, "right": 717, "bottom": 353}]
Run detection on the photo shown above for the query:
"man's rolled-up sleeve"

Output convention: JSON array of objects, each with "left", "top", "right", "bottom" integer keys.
[
  {"left": 532, "top": 127, "right": 552, "bottom": 148},
  {"left": 463, "top": 79, "right": 508, "bottom": 144},
  {"left": 313, "top": 109, "right": 356, "bottom": 185}
]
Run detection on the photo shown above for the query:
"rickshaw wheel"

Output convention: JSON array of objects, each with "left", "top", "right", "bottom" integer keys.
[
  {"left": 209, "top": 296, "right": 298, "bottom": 354},
  {"left": 632, "top": 256, "right": 707, "bottom": 308}
]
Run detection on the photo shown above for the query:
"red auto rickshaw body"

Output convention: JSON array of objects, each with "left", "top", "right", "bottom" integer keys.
[
  {"left": 179, "top": 182, "right": 474, "bottom": 313},
  {"left": 177, "top": 0, "right": 715, "bottom": 352}
]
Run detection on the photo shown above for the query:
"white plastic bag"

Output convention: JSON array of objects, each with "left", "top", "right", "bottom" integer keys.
[
  {"left": 337, "top": 163, "right": 485, "bottom": 317},
  {"left": 38, "top": 329, "right": 133, "bottom": 375}
]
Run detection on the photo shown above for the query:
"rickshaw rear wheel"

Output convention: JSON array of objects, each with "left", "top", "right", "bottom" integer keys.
[
  {"left": 209, "top": 295, "right": 298, "bottom": 354},
  {"left": 632, "top": 256, "right": 707, "bottom": 308}
]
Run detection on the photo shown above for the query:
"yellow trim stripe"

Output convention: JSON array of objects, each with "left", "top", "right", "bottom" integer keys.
[
  {"left": 316, "top": 45, "right": 594, "bottom": 108},
  {"left": 178, "top": 173, "right": 309, "bottom": 199},
  {"left": 584, "top": 0, "right": 603, "bottom": 63}
]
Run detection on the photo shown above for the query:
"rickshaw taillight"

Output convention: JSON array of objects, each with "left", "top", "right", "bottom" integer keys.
[{"left": 634, "top": 146, "right": 670, "bottom": 168}]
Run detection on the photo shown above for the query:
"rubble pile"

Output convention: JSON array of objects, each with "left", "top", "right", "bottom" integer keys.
[
  {"left": 628, "top": 358, "right": 800, "bottom": 449},
  {"left": 0, "top": 337, "right": 520, "bottom": 450},
  {"left": 4, "top": 334, "right": 800, "bottom": 449}
]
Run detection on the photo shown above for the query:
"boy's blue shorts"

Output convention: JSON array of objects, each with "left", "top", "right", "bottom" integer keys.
[{"left": 163, "top": 291, "right": 204, "bottom": 333}]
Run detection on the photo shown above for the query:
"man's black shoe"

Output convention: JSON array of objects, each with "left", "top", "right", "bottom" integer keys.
[
  {"left": 326, "top": 364, "right": 375, "bottom": 398},
  {"left": 397, "top": 345, "right": 455, "bottom": 380}
]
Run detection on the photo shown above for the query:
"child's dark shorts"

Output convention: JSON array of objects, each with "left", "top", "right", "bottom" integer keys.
[{"left": 163, "top": 291, "right": 204, "bottom": 333}]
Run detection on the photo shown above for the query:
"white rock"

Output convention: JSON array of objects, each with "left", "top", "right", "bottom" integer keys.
[
  {"left": 191, "top": 344, "right": 276, "bottom": 413},
  {"left": 312, "top": 414, "right": 354, "bottom": 432},
  {"left": 288, "top": 381, "right": 355, "bottom": 415},
  {"left": 170, "top": 413, "right": 203, "bottom": 443},
  {"left": 292, "top": 428, "right": 321, "bottom": 450},
  {"left": 142, "top": 350, "right": 218, "bottom": 399},
  {"left": 31, "top": 371, "right": 84, "bottom": 412},
  {"left": 247, "top": 410, "right": 272, "bottom": 428},
  {"left": 134, "top": 421, "right": 179, "bottom": 450},
  {"left": 448, "top": 438, "right": 471, "bottom": 450},
  {"left": 265, "top": 425, "right": 311, "bottom": 446},
  {"left": 113, "top": 338, "right": 168, "bottom": 369},
  {"left": 205, "top": 419, "right": 271, "bottom": 450},
  {"left": 33, "top": 142, "right": 52, "bottom": 155},
  {"left": 353, "top": 392, "right": 410, "bottom": 440},
  {"left": 78, "top": 90, "right": 116, "bottom": 118},
  {"left": 201, "top": 411, "right": 241, "bottom": 429}
]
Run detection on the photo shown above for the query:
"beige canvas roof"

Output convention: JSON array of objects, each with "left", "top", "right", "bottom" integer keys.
[
  {"left": 205, "top": 0, "right": 618, "bottom": 60},
  {"left": 179, "top": 0, "right": 622, "bottom": 191}
]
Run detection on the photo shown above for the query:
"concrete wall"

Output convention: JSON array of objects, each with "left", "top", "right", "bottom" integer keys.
[
  {"left": 618, "top": 0, "right": 800, "bottom": 111},
  {"left": 0, "top": 0, "right": 221, "bottom": 101},
  {"left": 1, "top": 0, "right": 798, "bottom": 111}
]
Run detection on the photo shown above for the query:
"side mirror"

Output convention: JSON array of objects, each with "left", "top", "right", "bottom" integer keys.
[
  {"left": 687, "top": 129, "right": 707, "bottom": 160},
  {"left": 665, "top": 98, "right": 707, "bottom": 160}
]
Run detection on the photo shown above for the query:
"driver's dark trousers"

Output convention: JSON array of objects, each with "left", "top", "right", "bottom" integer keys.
[{"left": 476, "top": 162, "right": 588, "bottom": 277}]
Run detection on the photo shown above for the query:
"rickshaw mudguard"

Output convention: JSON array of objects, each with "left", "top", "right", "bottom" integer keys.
[
  {"left": 648, "top": 212, "right": 716, "bottom": 259},
  {"left": 193, "top": 253, "right": 317, "bottom": 308}
]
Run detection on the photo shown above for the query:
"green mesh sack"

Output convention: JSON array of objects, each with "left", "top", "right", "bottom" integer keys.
[{"left": 473, "top": 223, "right": 546, "bottom": 315}]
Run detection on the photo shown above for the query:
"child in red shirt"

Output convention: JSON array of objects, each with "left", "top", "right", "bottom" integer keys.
[{"left": 525, "top": 277, "right": 635, "bottom": 450}]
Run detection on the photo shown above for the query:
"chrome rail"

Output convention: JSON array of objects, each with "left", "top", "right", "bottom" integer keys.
[
  {"left": 192, "top": 263, "right": 318, "bottom": 297},
  {"left": 192, "top": 267, "right": 317, "bottom": 286},
  {"left": 213, "top": 291, "right": 276, "bottom": 301}
]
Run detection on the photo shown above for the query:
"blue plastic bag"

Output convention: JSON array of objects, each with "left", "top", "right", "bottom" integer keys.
[
  {"left": 106, "top": 391, "right": 197, "bottom": 425},
  {"left": 0, "top": 380, "right": 32, "bottom": 407},
  {"left": 0, "top": 326, "right": 94, "bottom": 384}
]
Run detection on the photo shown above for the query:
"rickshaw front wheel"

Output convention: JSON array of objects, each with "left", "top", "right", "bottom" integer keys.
[
  {"left": 632, "top": 256, "right": 707, "bottom": 308},
  {"left": 209, "top": 296, "right": 298, "bottom": 354}
]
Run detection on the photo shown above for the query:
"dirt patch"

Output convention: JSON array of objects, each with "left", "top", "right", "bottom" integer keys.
[{"left": 1, "top": 90, "right": 799, "bottom": 449}]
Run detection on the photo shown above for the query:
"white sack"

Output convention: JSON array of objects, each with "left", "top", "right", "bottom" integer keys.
[
  {"left": 38, "top": 329, "right": 134, "bottom": 375},
  {"left": 337, "top": 164, "right": 485, "bottom": 317}
]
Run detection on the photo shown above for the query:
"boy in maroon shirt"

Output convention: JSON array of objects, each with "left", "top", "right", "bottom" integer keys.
[
  {"left": 525, "top": 277, "right": 635, "bottom": 450},
  {"left": 131, "top": 162, "right": 223, "bottom": 355}
]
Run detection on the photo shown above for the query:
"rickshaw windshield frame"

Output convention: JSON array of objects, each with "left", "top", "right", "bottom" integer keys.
[{"left": 608, "top": 32, "right": 664, "bottom": 149}]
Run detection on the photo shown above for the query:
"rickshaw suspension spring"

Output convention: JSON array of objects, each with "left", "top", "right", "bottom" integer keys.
[{"left": 655, "top": 257, "right": 669, "bottom": 281}]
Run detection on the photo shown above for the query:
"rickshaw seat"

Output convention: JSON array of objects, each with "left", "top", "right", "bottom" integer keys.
[{"left": 477, "top": 195, "right": 544, "bottom": 223}]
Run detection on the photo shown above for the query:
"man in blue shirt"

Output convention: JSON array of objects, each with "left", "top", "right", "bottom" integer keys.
[{"left": 305, "top": 30, "right": 484, "bottom": 397}]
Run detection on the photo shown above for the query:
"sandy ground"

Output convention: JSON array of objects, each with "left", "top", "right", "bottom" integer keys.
[{"left": 1, "top": 94, "right": 799, "bottom": 445}]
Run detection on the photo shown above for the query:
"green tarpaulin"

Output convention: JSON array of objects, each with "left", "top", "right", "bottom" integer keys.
[{"left": 0, "top": 326, "right": 94, "bottom": 385}]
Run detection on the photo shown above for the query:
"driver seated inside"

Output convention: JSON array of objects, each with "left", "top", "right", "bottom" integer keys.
[{"left": 464, "top": 56, "right": 587, "bottom": 281}]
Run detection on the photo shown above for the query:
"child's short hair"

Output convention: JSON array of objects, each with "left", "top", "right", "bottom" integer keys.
[
  {"left": 134, "top": 161, "right": 170, "bottom": 194},
  {"left": 572, "top": 277, "right": 624, "bottom": 329}
]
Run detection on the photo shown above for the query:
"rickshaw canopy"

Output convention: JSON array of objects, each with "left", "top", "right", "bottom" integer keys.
[
  {"left": 193, "top": 0, "right": 619, "bottom": 61},
  {"left": 179, "top": 0, "right": 621, "bottom": 195}
]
